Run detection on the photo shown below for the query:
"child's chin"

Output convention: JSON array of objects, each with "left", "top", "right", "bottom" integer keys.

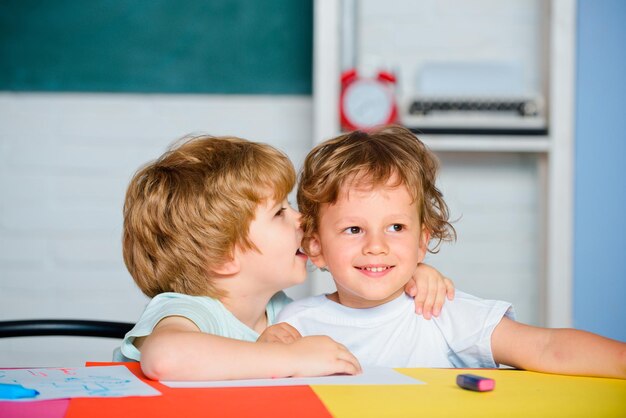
[
  {"left": 291, "top": 268, "right": 308, "bottom": 284},
  {"left": 351, "top": 289, "right": 405, "bottom": 307}
]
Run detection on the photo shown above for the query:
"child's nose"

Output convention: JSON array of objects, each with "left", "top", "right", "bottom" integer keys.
[
  {"left": 363, "top": 232, "right": 389, "bottom": 255},
  {"left": 291, "top": 208, "right": 303, "bottom": 229}
]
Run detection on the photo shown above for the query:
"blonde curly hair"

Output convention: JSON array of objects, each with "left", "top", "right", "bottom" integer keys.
[{"left": 297, "top": 125, "right": 455, "bottom": 255}]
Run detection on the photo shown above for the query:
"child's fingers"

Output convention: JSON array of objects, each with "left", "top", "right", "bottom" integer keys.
[
  {"left": 404, "top": 280, "right": 417, "bottom": 297},
  {"left": 287, "top": 330, "right": 302, "bottom": 341},
  {"left": 413, "top": 277, "right": 430, "bottom": 315},
  {"left": 278, "top": 329, "right": 300, "bottom": 344},
  {"left": 338, "top": 359, "right": 362, "bottom": 376},
  {"left": 420, "top": 276, "right": 438, "bottom": 319},
  {"left": 413, "top": 300, "right": 424, "bottom": 316},
  {"left": 431, "top": 281, "right": 447, "bottom": 317},
  {"left": 258, "top": 323, "right": 302, "bottom": 343},
  {"left": 278, "top": 323, "right": 302, "bottom": 341},
  {"left": 337, "top": 345, "right": 362, "bottom": 374},
  {"left": 444, "top": 277, "right": 456, "bottom": 300}
]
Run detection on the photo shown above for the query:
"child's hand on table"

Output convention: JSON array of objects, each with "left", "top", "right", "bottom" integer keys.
[
  {"left": 404, "top": 263, "right": 455, "bottom": 319},
  {"left": 287, "top": 335, "right": 362, "bottom": 377},
  {"left": 258, "top": 326, "right": 361, "bottom": 377},
  {"left": 257, "top": 323, "right": 302, "bottom": 344}
]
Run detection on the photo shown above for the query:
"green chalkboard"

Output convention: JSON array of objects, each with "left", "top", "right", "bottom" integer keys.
[{"left": 0, "top": 0, "right": 313, "bottom": 94}]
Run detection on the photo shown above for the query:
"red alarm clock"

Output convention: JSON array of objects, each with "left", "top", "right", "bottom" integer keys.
[{"left": 339, "top": 69, "right": 398, "bottom": 131}]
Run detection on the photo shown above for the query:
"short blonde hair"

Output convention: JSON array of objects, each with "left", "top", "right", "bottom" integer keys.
[
  {"left": 298, "top": 125, "right": 455, "bottom": 254},
  {"left": 123, "top": 135, "right": 295, "bottom": 298}
]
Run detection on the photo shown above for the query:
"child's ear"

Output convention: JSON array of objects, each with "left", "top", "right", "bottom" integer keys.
[
  {"left": 306, "top": 234, "right": 327, "bottom": 269},
  {"left": 213, "top": 255, "right": 240, "bottom": 276},
  {"left": 417, "top": 227, "right": 431, "bottom": 263}
]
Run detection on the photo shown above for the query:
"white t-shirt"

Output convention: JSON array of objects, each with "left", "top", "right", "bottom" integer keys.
[
  {"left": 276, "top": 290, "right": 514, "bottom": 368},
  {"left": 115, "top": 291, "right": 292, "bottom": 361}
]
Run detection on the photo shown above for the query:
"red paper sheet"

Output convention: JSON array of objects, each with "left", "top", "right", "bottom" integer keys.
[{"left": 65, "top": 362, "right": 331, "bottom": 418}]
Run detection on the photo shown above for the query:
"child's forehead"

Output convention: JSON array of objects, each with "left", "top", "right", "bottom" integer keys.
[
  {"left": 321, "top": 182, "right": 420, "bottom": 225},
  {"left": 258, "top": 193, "right": 283, "bottom": 208},
  {"left": 339, "top": 172, "right": 408, "bottom": 198},
  {"left": 337, "top": 182, "right": 412, "bottom": 203},
  {"left": 258, "top": 187, "right": 291, "bottom": 209}
]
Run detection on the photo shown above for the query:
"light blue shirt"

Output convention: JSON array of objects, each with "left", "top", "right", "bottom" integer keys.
[{"left": 115, "top": 291, "right": 292, "bottom": 361}]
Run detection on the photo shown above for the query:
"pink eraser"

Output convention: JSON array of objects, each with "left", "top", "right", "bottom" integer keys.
[{"left": 456, "top": 373, "right": 495, "bottom": 392}]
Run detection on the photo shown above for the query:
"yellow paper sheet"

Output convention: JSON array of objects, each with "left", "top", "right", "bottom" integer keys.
[{"left": 311, "top": 368, "right": 626, "bottom": 418}]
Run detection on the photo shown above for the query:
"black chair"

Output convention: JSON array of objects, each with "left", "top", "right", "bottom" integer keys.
[{"left": 0, "top": 319, "right": 134, "bottom": 339}]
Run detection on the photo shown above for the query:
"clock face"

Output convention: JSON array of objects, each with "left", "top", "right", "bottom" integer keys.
[{"left": 343, "top": 79, "right": 394, "bottom": 128}]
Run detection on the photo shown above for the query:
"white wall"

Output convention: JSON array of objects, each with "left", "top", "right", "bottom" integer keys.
[
  {"left": 429, "top": 152, "right": 541, "bottom": 324},
  {"left": 356, "top": 0, "right": 545, "bottom": 101},
  {"left": 0, "top": 93, "right": 313, "bottom": 367}
]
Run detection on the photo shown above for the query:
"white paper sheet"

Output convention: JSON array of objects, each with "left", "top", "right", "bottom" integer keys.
[
  {"left": 0, "top": 365, "right": 160, "bottom": 401},
  {"left": 162, "top": 366, "right": 424, "bottom": 388}
]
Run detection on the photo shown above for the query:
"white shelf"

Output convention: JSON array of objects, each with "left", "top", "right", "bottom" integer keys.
[{"left": 420, "top": 135, "right": 550, "bottom": 153}]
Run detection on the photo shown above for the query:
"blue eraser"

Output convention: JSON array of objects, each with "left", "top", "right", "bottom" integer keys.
[
  {"left": 456, "top": 373, "right": 495, "bottom": 392},
  {"left": 0, "top": 383, "right": 40, "bottom": 399}
]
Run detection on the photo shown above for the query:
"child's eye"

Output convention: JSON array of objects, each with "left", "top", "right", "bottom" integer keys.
[
  {"left": 387, "top": 224, "right": 404, "bottom": 232},
  {"left": 275, "top": 207, "right": 287, "bottom": 217},
  {"left": 344, "top": 226, "right": 362, "bottom": 235}
]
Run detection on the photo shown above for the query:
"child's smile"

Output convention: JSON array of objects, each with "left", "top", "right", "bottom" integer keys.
[{"left": 356, "top": 264, "right": 395, "bottom": 276}]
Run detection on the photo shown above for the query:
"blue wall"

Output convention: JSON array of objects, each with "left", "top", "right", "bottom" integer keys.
[{"left": 574, "top": 0, "right": 626, "bottom": 341}]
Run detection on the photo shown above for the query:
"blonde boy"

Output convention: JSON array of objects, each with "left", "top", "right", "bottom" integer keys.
[
  {"left": 278, "top": 125, "right": 626, "bottom": 378},
  {"left": 118, "top": 134, "right": 452, "bottom": 381}
]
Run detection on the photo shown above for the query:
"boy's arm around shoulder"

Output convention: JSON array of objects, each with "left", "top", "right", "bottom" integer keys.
[
  {"left": 492, "top": 317, "right": 626, "bottom": 379},
  {"left": 138, "top": 315, "right": 361, "bottom": 381}
]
